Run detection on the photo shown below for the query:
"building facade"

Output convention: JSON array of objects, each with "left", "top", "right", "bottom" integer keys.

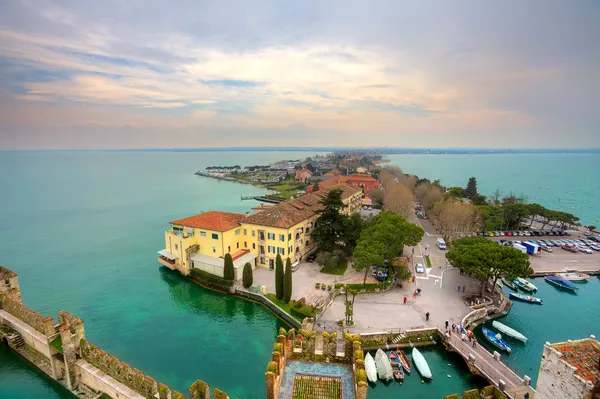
[
  {"left": 536, "top": 337, "right": 600, "bottom": 399},
  {"left": 295, "top": 168, "right": 313, "bottom": 182},
  {"left": 158, "top": 183, "right": 362, "bottom": 279}
]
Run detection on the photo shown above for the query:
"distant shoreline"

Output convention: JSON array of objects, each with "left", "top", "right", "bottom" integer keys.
[{"left": 3, "top": 147, "right": 600, "bottom": 154}]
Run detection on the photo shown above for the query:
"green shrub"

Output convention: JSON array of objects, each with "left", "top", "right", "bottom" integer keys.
[
  {"left": 356, "top": 369, "right": 367, "bottom": 383},
  {"left": 334, "top": 283, "right": 344, "bottom": 289},
  {"left": 283, "top": 258, "right": 292, "bottom": 303},
  {"left": 345, "top": 283, "right": 379, "bottom": 292},
  {"left": 315, "top": 282, "right": 321, "bottom": 289},
  {"left": 273, "top": 343, "right": 283, "bottom": 353},
  {"left": 242, "top": 262, "right": 253, "bottom": 288},
  {"left": 267, "top": 361, "right": 278, "bottom": 373},
  {"left": 275, "top": 254, "right": 284, "bottom": 300},
  {"left": 290, "top": 304, "right": 316, "bottom": 319},
  {"left": 190, "top": 268, "right": 233, "bottom": 291},
  {"left": 223, "top": 253, "right": 234, "bottom": 281},
  {"left": 354, "top": 349, "right": 363, "bottom": 360}
]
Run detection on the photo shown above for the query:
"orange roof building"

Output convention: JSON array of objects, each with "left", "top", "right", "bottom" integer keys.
[
  {"left": 307, "top": 173, "right": 379, "bottom": 194},
  {"left": 295, "top": 168, "right": 313, "bottom": 181},
  {"left": 324, "top": 169, "right": 342, "bottom": 177},
  {"left": 171, "top": 211, "right": 246, "bottom": 231}
]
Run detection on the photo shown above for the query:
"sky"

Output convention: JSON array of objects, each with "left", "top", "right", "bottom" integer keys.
[{"left": 0, "top": 1, "right": 599, "bottom": 149}]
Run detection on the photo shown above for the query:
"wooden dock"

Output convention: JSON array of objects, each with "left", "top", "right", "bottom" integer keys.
[
  {"left": 440, "top": 329, "right": 536, "bottom": 399},
  {"left": 241, "top": 195, "right": 284, "bottom": 204}
]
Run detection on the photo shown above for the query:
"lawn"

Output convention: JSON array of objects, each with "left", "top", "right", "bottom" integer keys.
[
  {"left": 265, "top": 294, "right": 301, "bottom": 322},
  {"left": 320, "top": 258, "right": 348, "bottom": 275},
  {"left": 424, "top": 254, "right": 433, "bottom": 268}
]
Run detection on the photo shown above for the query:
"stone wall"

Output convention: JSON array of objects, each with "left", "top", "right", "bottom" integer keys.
[
  {"left": 235, "top": 287, "right": 301, "bottom": 328},
  {"left": 0, "top": 292, "right": 55, "bottom": 336},
  {"left": 461, "top": 308, "right": 488, "bottom": 329},
  {"left": 0, "top": 265, "right": 20, "bottom": 301}
]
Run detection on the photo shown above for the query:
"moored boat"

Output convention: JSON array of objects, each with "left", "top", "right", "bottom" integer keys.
[
  {"left": 389, "top": 351, "right": 400, "bottom": 367},
  {"left": 545, "top": 275, "right": 579, "bottom": 292},
  {"left": 514, "top": 277, "right": 537, "bottom": 292},
  {"left": 509, "top": 292, "right": 543, "bottom": 304},
  {"left": 556, "top": 272, "right": 590, "bottom": 282},
  {"left": 393, "top": 368, "right": 404, "bottom": 381},
  {"left": 482, "top": 327, "right": 511, "bottom": 353},
  {"left": 375, "top": 349, "right": 393, "bottom": 380},
  {"left": 396, "top": 348, "right": 411, "bottom": 374},
  {"left": 491, "top": 321, "right": 527, "bottom": 342},
  {"left": 412, "top": 347, "right": 433, "bottom": 379},
  {"left": 501, "top": 278, "right": 518, "bottom": 291},
  {"left": 364, "top": 352, "right": 378, "bottom": 383}
]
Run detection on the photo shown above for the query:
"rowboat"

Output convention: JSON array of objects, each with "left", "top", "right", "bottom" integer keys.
[
  {"left": 556, "top": 272, "right": 590, "bottom": 282},
  {"left": 364, "top": 352, "right": 378, "bottom": 383},
  {"left": 509, "top": 292, "right": 543, "bottom": 304},
  {"left": 389, "top": 351, "right": 400, "bottom": 367},
  {"left": 393, "top": 368, "right": 405, "bottom": 382},
  {"left": 545, "top": 275, "right": 579, "bottom": 292},
  {"left": 514, "top": 277, "right": 537, "bottom": 292},
  {"left": 501, "top": 278, "right": 518, "bottom": 291},
  {"left": 375, "top": 349, "right": 393, "bottom": 380},
  {"left": 482, "top": 327, "right": 511, "bottom": 353},
  {"left": 492, "top": 321, "right": 527, "bottom": 342},
  {"left": 412, "top": 347, "right": 433, "bottom": 379},
  {"left": 396, "top": 348, "right": 411, "bottom": 374}
]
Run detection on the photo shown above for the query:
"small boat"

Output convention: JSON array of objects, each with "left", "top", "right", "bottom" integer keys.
[
  {"left": 509, "top": 292, "right": 543, "bottom": 304},
  {"left": 393, "top": 368, "right": 404, "bottom": 381},
  {"left": 396, "top": 348, "right": 411, "bottom": 374},
  {"left": 412, "top": 347, "right": 433, "bottom": 379},
  {"left": 482, "top": 327, "right": 511, "bottom": 353},
  {"left": 389, "top": 351, "right": 400, "bottom": 367},
  {"left": 514, "top": 277, "right": 537, "bottom": 292},
  {"left": 364, "top": 352, "right": 378, "bottom": 383},
  {"left": 501, "top": 278, "right": 518, "bottom": 291},
  {"left": 545, "top": 275, "right": 579, "bottom": 292},
  {"left": 375, "top": 349, "right": 393, "bottom": 380},
  {"left": 556, "top": 272, "right": 590, "bottom": 282},
  {"left": 492, "top": 321, "right": 527, "bottom": 342}
]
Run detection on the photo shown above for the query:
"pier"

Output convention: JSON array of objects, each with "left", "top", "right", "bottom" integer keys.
[
  {"left": 241, "top": 195, "right": 284, "bottom": 204},
  {"left": 440, "top": 329, "right": 536, "bottom": 399}
]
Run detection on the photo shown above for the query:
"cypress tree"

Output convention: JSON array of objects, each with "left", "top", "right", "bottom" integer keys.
[
  {"left": 283, "top": 258, "right": 293, "bottom": 303},
  {"left": 275, "top": 254, "right": 284, "bottom": 300},
  {"left": 223, "top": 253, "right": 234, "bottom": 281},
  {"left": 242, "top": 262, "right": 253, "bottom": 288}
]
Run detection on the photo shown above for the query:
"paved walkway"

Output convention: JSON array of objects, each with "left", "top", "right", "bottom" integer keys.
[{"left": 444, "top": 332, "right": 535, "bottom": 399}]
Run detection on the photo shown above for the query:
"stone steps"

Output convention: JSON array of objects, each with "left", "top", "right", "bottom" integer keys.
[{"left": 391, "top": 333, "right": 406, "bottom": 344}]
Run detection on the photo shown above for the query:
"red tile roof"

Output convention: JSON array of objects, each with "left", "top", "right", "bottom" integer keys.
[
  {"left": 346, "top": 174, "right": 378, "bottom": 182},
  {"left": 231, "top": 249, "right": 250, "bottom": 261},
  {"left": 553, "top": 339, "right": 600, "bottom": 384},
  {"left": 324, "top": 169, "right": 342, "bottom": 176},
  {"left": 171, "top": 211, "right": 246, "bottom": 231}
]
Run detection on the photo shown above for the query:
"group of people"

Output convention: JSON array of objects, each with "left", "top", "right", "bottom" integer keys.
[
  {"left": 445, "top": 321, "right": 477, "bottom": 348},
  {"left": 402, "top": 288, "right": 422, "bottom": 304}
]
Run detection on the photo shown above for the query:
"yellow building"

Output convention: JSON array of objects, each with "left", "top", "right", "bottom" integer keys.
[{"left": 158, "top": 183, "right": 362, "bottom": 279}]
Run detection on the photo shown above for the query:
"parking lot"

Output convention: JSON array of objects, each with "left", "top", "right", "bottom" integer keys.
[{"left": 488, "top": 233, "right": 600, "bottom": 274}]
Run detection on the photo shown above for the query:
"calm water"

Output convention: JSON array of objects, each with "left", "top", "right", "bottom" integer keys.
[
  {"left": 387, "top": 153, "right": 600, "bottom": 226},
  {"left": 1, "top": 150, "right": 598, "bottom": 398}
]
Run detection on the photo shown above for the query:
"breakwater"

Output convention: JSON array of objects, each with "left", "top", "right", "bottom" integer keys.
[{"left": 0, "top": 266, "right": 230, "bottom": 399}]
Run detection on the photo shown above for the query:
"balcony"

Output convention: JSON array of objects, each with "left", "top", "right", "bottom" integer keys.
[
  {"left": 168, "top": 230, "right": 195, "bottom": 239},
  {"left": 157, "top": 249, "right": 178, "bottom": 269}
]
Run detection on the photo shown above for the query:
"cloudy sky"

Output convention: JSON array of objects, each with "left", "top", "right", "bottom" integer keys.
[{"left": 0, "top": 1, "right": 599, "bottom": 149}]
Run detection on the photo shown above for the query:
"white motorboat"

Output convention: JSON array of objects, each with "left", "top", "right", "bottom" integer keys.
[
  {"left": 374, "top": 349, "right": 393, "bottom": 380},
  {"left": 412, "top": 347, "right": 433, "bottom": 379},
  {"left": 492, "top": 321, "right": 528, "bottom": 342},
  {"left": 556, "top": 272, "right": 590, "bottom": 282},
  {"left": 364, "top": 352, "right": 378, "bottom": 383}
]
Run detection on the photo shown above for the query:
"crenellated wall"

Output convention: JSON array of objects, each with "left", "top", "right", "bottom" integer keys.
[{"left": 0, "top": 266, "right": 230, "bottom": 399}]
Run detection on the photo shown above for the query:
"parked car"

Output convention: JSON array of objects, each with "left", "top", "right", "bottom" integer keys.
[
  {"left": 541, "top": 245, "right": 552, "bottom": 252},
  {"left": 505, "top": 232, "right": 512, "bottom": 237},
  {"left": 416, "top": 263, "right": 425, "bottom": 273},
  {"left": 584, "top": 230, "right": 592, "bottom": 236},
  {"left": 306, "top": 253, "right": 317, "bottom": 262},
  {"left": 547, "top": 231, "right": 555, "bottom": 236},
  {"left": 580, "top": 247, "right": 593, "bottom": 254},
  {"left": 524, "top": 231, "right": 531, "bottom": 236},
  {"left": 590, "top": 245, "right": 600, "bottom": 251}
]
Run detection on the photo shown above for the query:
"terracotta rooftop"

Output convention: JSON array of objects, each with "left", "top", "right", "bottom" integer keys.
[
  {"left": 345, "top": 174, "right": 378, "bottom": 182},
  {"left": 171, "top": 211, "right": 246, "bottom": 232},
  {"left": 324, "top": 169, "right": 342, "bottom": 176},
  {"left": 552, "top": 338, "right": 600, "bottom": 384}
]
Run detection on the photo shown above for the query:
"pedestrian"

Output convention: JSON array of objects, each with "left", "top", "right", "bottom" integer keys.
[
  {"left": 462, "top": 285, "right": 466, "bottom": 294},
  {"left": 468, "top": 332, "right": 473, "bottom": 342},
  {"left": 445, "top": 320, "right": 449, "bottom": 329},
  {"left": 461, "top": 332, "right": 467, "bottom": 342},
  {"left": 452, "top": 323, "right": 456, "bottom": 332},
  {"left": 412, "top": 275, "right": 416, "bottom": 283},
  {"left": 403, "top": 296, "right": 407, "bottom": 304},
  {"left": 472, "top": 339, "right": 477, "bottom": 349},
  {"left": 413, "top": 291, "right": 417, "bottom": 299},
  {"left": 425, "top": 312, "right": 430, "bottom": 321},
  {"left": 457, "top": 284, "right": 461, "bottom": 292}
]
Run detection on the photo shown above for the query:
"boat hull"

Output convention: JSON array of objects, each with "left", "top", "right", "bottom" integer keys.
[
  {"left": 509, "top": 292, "right": 543, "bottom": 304},
  {"left": 482, "top": 327, "right": 511, "bottom": 353},
  {"left": 545, "top": 276, "right": 578, "bottom": 292},
  {"left": 556, "top": 272, "right": 589, "bottom": 282},
  {"left": 375, "top": 349, "right": 393, "bottom": 380},
  {"left": 492, "top": 321, "right": 527, "bottom": 342},
  {"left": 364, "top": 353, "right": 378, "bottom": 383},
  {"left": 412, "top": 347, "right": 433, "bottom": 379},
  {"left": 396, "top": 348, "right": 411, "bottom": 374}
]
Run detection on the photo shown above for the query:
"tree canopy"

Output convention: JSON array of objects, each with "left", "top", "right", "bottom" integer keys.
[
  {"left": 242, "top": 262, "right": 253, "bottom": 288},
  {"left": 283, "top": 258, "right": 293, "bottom": 303},
  {"left": 446, "top": 237, "right": 532, "bottom": 297},
  {"left": 463, "top": 177, "right": 478, "bottom": 199},
  {"left": 275, "top": 254, "right": 284, "bottom": 300},
  {"left": 311, "top": 189, "right": 349, "bottom": 253},
  {"left": 223, "top": 253, "right": 234, "bottom": 281}
]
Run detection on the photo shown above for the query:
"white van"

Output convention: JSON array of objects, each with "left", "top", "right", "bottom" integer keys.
[{"left": 436, "top": 237, "right": 447, "bottom": 250}]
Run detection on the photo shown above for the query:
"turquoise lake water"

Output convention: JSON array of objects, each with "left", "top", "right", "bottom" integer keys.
[{"left": 1, "top": 150, "right": 599, "bottom": 398}]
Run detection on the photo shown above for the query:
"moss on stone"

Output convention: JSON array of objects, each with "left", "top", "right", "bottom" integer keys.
[
  {"left": 213, "top": 388, "right": 229, "bottom": 399},
  {"left": 273, "top": 342, "right": 283, "bottom": 353},
  {"left": 267, "top": 361, "right": 278, "bottom": 374},
  {"left": 461, "top": 389, "right": 480, "bottom": 399}
]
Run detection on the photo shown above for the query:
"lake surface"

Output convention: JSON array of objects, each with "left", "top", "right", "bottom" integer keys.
[{"left": 1, "top": 150, "right": 598, "bottom": 398}]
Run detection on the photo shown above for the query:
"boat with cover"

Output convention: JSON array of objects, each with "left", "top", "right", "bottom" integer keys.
[
  {"left": 509, "top": 292, "right": 543, "bottom": 304},
  {"left": 491, "top": 321, "right": 527, "bottom": 342},
  {"left": 412, "top": 347, "right": 433, "bottom": 379},
  {"left": 364, "top": 352, "right": 378, "bottom": 383},
  {"left": 375, "top": 349, "right": 393, "bottom": 381},
  {"left": 556, "top": 272, "right": 590, "bottom": 282},
  {"left": 545, "top": 275, "right": 579, "bottom": 292},
  {"left": 389, "top": 351, "right": 400, "bottom": 367},
  {"left": 501, "top": 278, "right": 518, "bottom": 291},
  {"left": 393, "top": 367, "right": 404, "bottom": 381},
  {"left": 396, "top": 348, "right": 411, "bottom": 374},
  {"left": 482, "top": 327, "right": 511, "bottom": 353},
  {"left": 514, "top": 277, "right": 537, "bottom": 292}
]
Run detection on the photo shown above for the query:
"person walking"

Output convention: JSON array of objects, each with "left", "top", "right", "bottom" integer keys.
[
  {"left": 472, "top": 339, "right": 477, "bottom": 349},
  {"left": 445, "top": 320, "right": 449, "bottom": 330},
  {"left": 403, "top": 296, "right": 407, "bottom": 304},
  {"left": 413, "top": 291, "right": 417, "bottom": 299},
  {"left": 425, "top": 312, "right": 430, "bottom": 321},
  {"left": 452, "top": 323, "right": 456, "bottom": 332},
  {"left": 462, "top": 285, "right": 466, "bottom": 294},
  {"left": 457, "top": 284, "right": 461, "bottom": 292},
  {"left": 468, "top": 332, "right": 473, "bottom": 342},
  {"left": 412, "top": 275, "right": 416, "bottom": 283}
]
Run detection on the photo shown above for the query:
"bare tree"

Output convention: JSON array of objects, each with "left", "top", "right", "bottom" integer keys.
[
  {"left": 490, "top": 188, "right": 502, "bottom": 205},
  {"left": 383, "top": 183, "right": 413, "bottom": 217},
  {"left": 429, "top": 200, "right": 483, "bottom": 242},
  {"left": 415, "top": 183, "right": 445, "bottom": 211}
]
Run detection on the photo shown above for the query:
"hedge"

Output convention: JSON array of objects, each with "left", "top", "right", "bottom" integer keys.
[
  {"left": 345, "top": 283, "right": 379, "bottom": 292},
  {"left": 190, "top": 268, "right": 233, "bottom": 291},
  {"left": 289, "top": 300, "right": 317, "bottom": 319}
]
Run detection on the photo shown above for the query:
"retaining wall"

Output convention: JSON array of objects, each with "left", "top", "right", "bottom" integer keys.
[{"left": 235, "top": 288, "right": 301, "bottom": 329}]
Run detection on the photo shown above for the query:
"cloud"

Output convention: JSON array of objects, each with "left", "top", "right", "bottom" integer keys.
[{"left": 0, "top": 0, "right": 599, "bottom": 149}]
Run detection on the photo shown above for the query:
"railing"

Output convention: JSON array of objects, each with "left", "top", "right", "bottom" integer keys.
[{"left": 168, "top": 231, "right": 195, "bottom": 239}]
